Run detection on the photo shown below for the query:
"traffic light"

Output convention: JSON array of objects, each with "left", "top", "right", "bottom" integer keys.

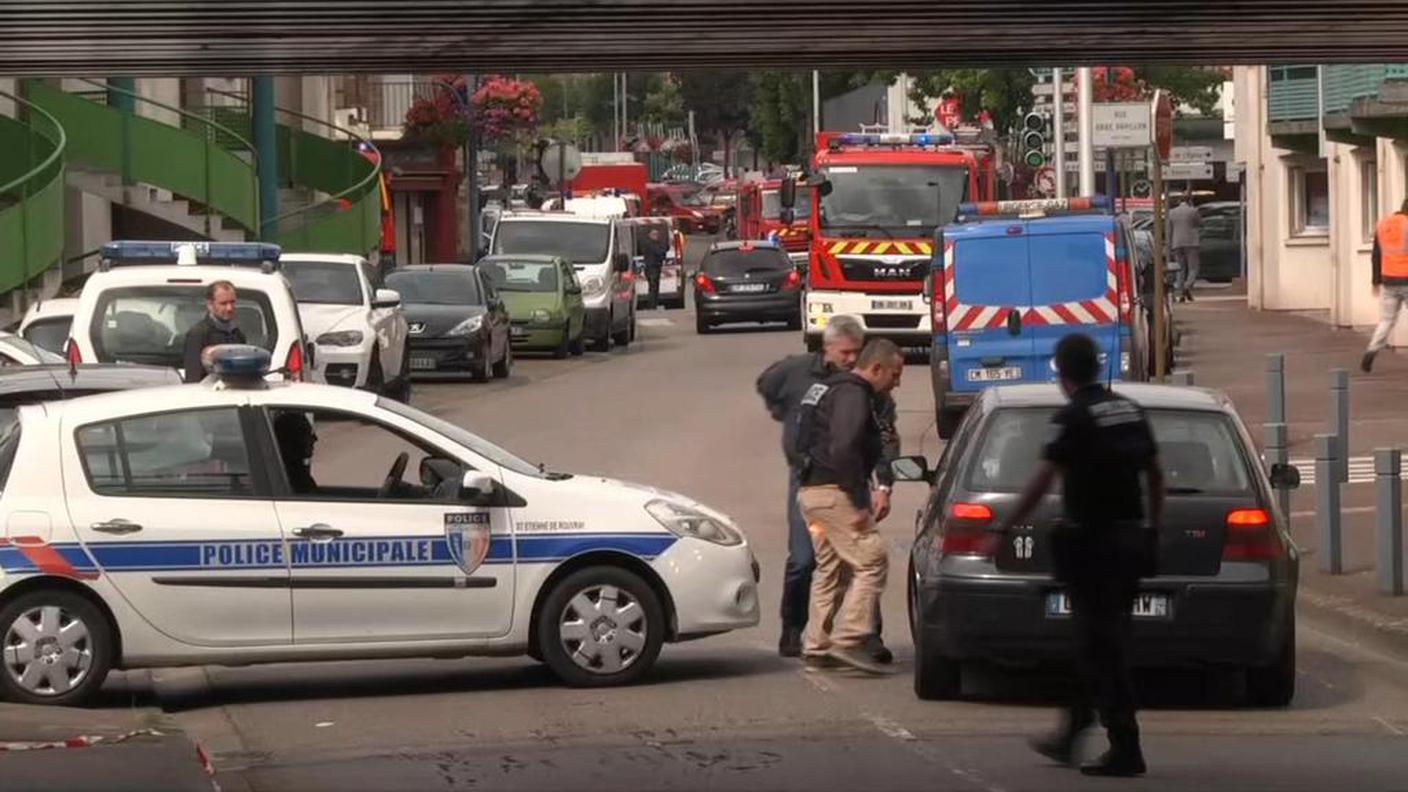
[{"left": 1021, "top": 111, "right": 1048, "bottom": 168}]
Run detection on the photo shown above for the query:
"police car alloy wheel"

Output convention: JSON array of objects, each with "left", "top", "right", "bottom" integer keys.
[
  {"left": 537, "top": 567, "right": 664, "bottom": 687},
  {"left": 0, "top": 591, "right": 114, "bottom": 706}
]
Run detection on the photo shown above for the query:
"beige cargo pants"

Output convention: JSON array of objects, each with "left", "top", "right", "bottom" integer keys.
[{"left": 797, "top": 485, "right": 888, "bottom": 654}]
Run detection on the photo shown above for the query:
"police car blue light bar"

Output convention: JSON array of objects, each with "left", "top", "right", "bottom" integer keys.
[
  {"left": 203, "top": 344, "right": 272, "bottom": 384},
  {"left": 100, "top": 241, "right": 283, "bottom": 270},
  {"left": 957, "top": 196, "right": 1110, "bottom": 217},
  {"left": 835, "top": 132, "right": 956, "bottom": 147}
]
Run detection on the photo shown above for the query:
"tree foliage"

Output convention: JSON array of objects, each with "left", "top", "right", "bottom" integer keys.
[
  {"left": 751, "top": 72, "right": 809, "bottom": 164},
  {"left": 903, "top": 69, "right": 1036, "bottom": 135},
  {"left": 1134, "top": 66, "right": 1226, "bottom": 116}
]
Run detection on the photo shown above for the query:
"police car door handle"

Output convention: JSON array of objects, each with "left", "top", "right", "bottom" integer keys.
[
  {"left": 294, "top": 524, "right": 343, "bottom": 540},
  {"left": 91, "top": 519, "right": 143, "bottom": 535}
]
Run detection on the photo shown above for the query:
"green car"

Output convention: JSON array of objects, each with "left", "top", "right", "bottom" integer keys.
[{"left": 478, "top": 254, "right": 586, "bottom": 358}]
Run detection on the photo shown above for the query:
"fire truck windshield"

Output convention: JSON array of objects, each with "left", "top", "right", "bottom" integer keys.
[
  {"left": 818, "top": 165, "right": 968, "bottom": 237},
  {"left": 763, "top": 188, "right": 812, "bottom": 220}
]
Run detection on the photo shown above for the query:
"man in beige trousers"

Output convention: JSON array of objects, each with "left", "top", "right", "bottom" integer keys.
[{"left": 793, "top": 339, "right": 904, "bottom": 674}]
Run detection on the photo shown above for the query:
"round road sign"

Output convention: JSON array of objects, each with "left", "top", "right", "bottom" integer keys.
[{"left": 540, "top": 141, "right": 582, "bottom": 186}]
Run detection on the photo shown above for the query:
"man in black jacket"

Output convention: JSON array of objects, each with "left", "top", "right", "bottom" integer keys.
[
  {"left": 757, "top": 317, "right": 898, "bottom": 660},
  {"left": 793, "top": 339, "right": 904, "bottom": 675},
  {"left": 182, "top": 280, "right": 246, "bottom": 383},
  {"left": 641, "top": 226, "right": 670, "bottom": 309}
]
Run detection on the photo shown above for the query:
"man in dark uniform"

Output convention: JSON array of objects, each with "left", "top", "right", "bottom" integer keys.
[
  {"left": 757, "top": 316, "right": 898, "bottom": 662},
  {"left": 1000, "top": 333, "right": 1165, "bottom": 777},
  {"left": 641, "top": 226, "right": 670, "bottom": 309},
  {"left": 182, "top": 280, "right": 246, "bottom": 383}
]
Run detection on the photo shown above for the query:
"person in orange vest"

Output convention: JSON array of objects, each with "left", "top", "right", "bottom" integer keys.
[{"left": 1362, "top": 198, "right": 1408, "bottom": 373}]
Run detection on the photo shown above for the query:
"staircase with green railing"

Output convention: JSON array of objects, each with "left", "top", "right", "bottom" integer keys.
[{"left": 0, "top": 89, "right": 66, "bottom": 297}]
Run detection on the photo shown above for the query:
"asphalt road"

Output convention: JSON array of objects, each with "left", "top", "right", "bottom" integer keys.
[{"left": 101, "top": 300, "right": 1408, "bottom": 791}]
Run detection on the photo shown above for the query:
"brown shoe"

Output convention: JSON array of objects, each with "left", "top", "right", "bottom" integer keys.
[{"left": 828, "top": 645, "right": 896, "bottom": 675}]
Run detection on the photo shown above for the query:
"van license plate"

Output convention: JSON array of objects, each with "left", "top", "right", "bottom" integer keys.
[
  {"left": 871, "top": 299, "right": 912, "bottom": 311},
  {"left": 1046, "top": 593, "right": 1169, "bottom": 619},
  {"left": 967, "top": 366, "right": 1022, "bottom": 382}
]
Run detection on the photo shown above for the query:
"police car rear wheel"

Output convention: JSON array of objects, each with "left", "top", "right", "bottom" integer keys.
[
  {"left": 538, "top": 567, "right": 664, "bottom": 687},
  {"left": 0, "top": 591, "right": 113, "bottom": 706}
]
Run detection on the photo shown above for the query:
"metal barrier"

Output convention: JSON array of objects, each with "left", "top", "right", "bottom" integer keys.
[
  {"left": 1315, "top": 434, "right": 1342, "bottom": 575},
  {"left": 1330, "top": 368, "right": 1349, "bottom": 484},
  {"left": 1265, "top": 423, "right": 1291, "bottom": 520}
]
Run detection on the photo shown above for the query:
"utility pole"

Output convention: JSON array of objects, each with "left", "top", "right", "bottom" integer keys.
[
  {"left": 1053, "top": 68, "right": 1067, "bottom": 197},
  {"left": 812, "top": 70, "right": 821, "bottom": 136},
  {"left": 463, "top": 73, "right": 480, "bottom": 262},
  {"left": 1077, "top": 66, "right": 1095, "bottom": 195}
]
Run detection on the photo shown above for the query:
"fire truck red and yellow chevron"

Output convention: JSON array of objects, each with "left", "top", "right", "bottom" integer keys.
[
  {"left": 939, "top": 233, "right": 1132, "bottom": 332},
  {"left": 826, "top": 239, "right": 935, "bottom": 256}
]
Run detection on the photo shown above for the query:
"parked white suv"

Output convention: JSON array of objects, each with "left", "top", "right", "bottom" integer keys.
[
  {"left": 65, "top": 241, "right": 312, "bottom": 382},
  {"left": 281, "top": 253, "right": 409, "bottom": 400}
]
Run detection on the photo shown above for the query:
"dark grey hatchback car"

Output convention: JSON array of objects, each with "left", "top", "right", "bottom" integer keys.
[{"left": 897, "top": 383, "right": 1301, "bottom": 706}]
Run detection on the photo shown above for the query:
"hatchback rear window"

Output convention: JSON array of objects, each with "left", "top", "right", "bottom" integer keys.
[
  {"left": 965, "top": 407, "right": 1253, "bottom": 495},
  {"left": 703, "top": 249, "right": 791, "bottom": 276},
  {"left": 89, "top": 286, "right": 276, "bottom": 368}
]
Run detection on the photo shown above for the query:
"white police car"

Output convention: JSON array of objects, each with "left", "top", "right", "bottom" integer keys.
[{"left": 0, "top": 346, "right": 759, "bottom": 705}]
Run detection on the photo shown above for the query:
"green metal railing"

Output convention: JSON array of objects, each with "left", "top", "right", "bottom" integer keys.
[
  {"left": 0, "top": 89, "right": 66, "bottom": 297},
  {"left": 1268, "top": 65, "right": 1320, "bottom": 122},
  {"left": 1322, "top": 64, "right": 1389, "bottom": 115},
  {"left": 198, "top": 87, "right": 382, "bottom": 255},
  {"left": 24, "top": 79, "right": 259, "bottom": 235}
]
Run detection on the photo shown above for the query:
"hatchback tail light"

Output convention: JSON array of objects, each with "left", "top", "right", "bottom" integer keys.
[
  {"left": 1223, "top": 508, "right": 1280, "bottom": 560},
  {"left": 284, "top": 342, "right": 305, "bottom": 382},
  {"left": 782, "top": 270, "right": 802, "bottom": 292},
  {"left": 695, "top": 273, "right": 717, "bottom": 295},
  {"left": 940, "top": 502, "right": 998, "bottom": 556}
]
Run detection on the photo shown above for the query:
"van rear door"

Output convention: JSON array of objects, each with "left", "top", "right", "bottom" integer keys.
[
  {"left": 1025, "top": 223, "right": 1121, "bottom": 382},
  {"left": 946, "top": 231, "right": 1032, "bottom": 395}
]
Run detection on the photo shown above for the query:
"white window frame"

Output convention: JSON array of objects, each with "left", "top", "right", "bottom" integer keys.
[
  {"left": 1360, "top": 155, "right": 1380, "bottom": 244},
  {"left": 1288, "top": 161, "right": 1330, "bottom": 237}
]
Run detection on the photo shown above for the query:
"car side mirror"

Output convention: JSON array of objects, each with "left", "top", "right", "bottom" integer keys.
[
  {"left": 461, "top": 470, "right": 497, "bottom": 504},
  {"left": 779, "top": 176, "right": 796, "bottom": 208},
  {"left": 1269, "top": 462, "right": 1301, "bottom": 491},
  {"left": 890, "top": 455, "right": 934, "bottom": 484},
  {"left": 373, "top": 288, "right": 401, "bottom": 309},
  {"left": 614, "top": 252, "right": 631, "bottom": 273}
]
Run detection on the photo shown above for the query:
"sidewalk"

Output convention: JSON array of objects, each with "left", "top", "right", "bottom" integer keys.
[{"left": 1176, "top": 283, "right": 1408, "bottom": 653}]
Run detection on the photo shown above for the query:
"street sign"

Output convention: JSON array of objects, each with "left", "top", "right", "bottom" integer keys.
[
  {"left": 1170, "top": 146, "right": 1214, "bottom": 163},
  {"left": 1091, "top": 102, "right": 1152, "bottom": 148},
  {"left": 1131, "top": 179, "right": 1152, "bottom": 198},
  {"left": 1165, "top": 162, "right": 1214, "bottom": 181},
  {"left": 1153, "top": 90, "right": 1174, "bottom": 162},
  {"left": 540, "top": 141, "right": 582, "bottom": 186}
]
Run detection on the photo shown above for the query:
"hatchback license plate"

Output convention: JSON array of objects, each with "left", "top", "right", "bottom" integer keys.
[
  {"left": 731, "top": 283, "right": 769, "bottom": 293},
  {"left": 1047, "top": 592, "right": 1169, "bottom": 619},
  {"left": 967, "top": 366, "right": 1022, "bottom": 382},
  {"left": 410, "top": 356, "right": 437, "bottom": 371},
  {"left": 871, "top": 299, "right": 912, "bottom": 311}
]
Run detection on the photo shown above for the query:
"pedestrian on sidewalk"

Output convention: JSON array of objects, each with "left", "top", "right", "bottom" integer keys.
[
  {"left": 1361, "top": 198, "right": 1408, "bottom": 373},
  {"left": 756, "top": 318, "right": 897, "bottom": 663},
  {"left": 1000, "top": 333, "right": 1165, "bottom": 777},
  {"left": 181, "top": 280, "right": 245, "bottom": 383},
  {"left": 1167, "top": 196, "right": 1201, "bottom": 302},
  {"left": 792, "top": 339, "right": 904, "bottom": 675}
]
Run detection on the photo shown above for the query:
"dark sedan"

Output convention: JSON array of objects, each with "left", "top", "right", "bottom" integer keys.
[
  {"left": 693, "top": 241, "right": 803, "bottom": 334},
  {"left": 897, "top": 383, "right": 1300, "bottom": 706},
  {"left": 385, "top": 264, "right": 512, "bottom": 381}
]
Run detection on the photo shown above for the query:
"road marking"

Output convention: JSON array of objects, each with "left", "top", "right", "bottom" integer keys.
[
  {"left": 1290, "top": 506, "right": 1376, "bottom": 518},
  {"left": 637, "top": 318, "right": 673, "bottom": 327},
  {"left": 863, "top": 713, "right": 916, "bottom": 741},
  {"left": 1374, "top": 716, "right": 1405, "bottom": 736}
]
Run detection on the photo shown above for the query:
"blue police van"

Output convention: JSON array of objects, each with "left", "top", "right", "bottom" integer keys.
[{"left": 926, "top": 198, "right": 1151, "bottom": 438}]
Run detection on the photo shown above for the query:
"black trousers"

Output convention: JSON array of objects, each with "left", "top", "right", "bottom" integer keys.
[
  {"left": 1062, "top": 573, "right": 1141, "bottom": 753},
  {"left": 644, "top": 266, "right": 662, "bottom": 308}
]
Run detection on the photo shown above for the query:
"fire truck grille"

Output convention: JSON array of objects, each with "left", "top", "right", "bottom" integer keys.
[{"left": 837, "top": 257, "right": 929, "bottom": 282}]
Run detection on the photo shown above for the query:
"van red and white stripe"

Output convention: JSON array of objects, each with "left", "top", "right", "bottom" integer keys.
[{"left": 941, "top": 233, "right": 1126, "bottom": 331}]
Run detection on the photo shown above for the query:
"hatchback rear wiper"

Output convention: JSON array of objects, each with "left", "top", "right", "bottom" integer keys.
[{"left": 1165, "top": 486, "right": 1206, "bottom": 495}]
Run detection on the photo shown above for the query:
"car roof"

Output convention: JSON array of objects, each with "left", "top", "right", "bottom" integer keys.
[
  {"left": 23, "top": 298, "right": 79, "bottom": 321},
  {"left": 985, "top": 383, "right": 1233, "bottom": 413},
  {"left": 36, "top": 378, "right": 379, "bottom": 418},
  {"left": 83, "top": 264, "right": 291, "bottom": 289},
  {"left": 0, "top": 364, "right": 181, "bottom": 395},
  {"left": 477, "top": 254, "right": 562, "bottom": 265},
  {"left": 946, "top": 213, "right": 1117, "bottom": 240},
  {"left": 496, "top": 211, "right": 612, "bottom": 225},
  {"left": 280, "top": 253, "right": 369, "bottom": 266},
  {"left": 388, "top": 264, "right": 474, "bottom": 273}
]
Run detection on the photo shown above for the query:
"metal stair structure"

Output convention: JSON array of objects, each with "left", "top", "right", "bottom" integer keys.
[{"left": 67, "top": 167, "right": 248, "bottom": 242}]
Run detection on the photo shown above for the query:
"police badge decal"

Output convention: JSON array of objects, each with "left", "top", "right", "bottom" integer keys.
[{"left": 444, "top": 512, "right": 492, "bottom": 575}]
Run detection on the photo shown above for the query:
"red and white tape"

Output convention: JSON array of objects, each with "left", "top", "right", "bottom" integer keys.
[{"left": 0, "top": 727, "right": 163, "bottom": 752}]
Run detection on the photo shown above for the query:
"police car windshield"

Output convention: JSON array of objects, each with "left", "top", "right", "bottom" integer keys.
[
  {"left": 377, "top": 398, "right": 560, "bottom": 479},
  {"left": 281, "top": 261, "right": 363, "bottom": 306},
  {"left": 704, "top": 249, "right": 791, "bottom": 276},
  {"left": 493, "top": 220, "right": 609, "bottom": 265},
  {"left": 763, "top": 188, "right": 812, "bottom": 220},
  {"left": 385, "top": 270, "right": 481, "bottom": 306},
  {"left": 820, "top": 165, "right": 967, "bottom": 236},
  {"left": 964, "top": 407, "right": 1253, "bottom": 495}
]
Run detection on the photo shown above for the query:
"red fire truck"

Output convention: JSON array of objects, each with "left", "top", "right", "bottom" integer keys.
[
  {"left": 787, "top": 130, "right": 996, "bottom": 351},
  {"left": 735, "top": 179, "right": 812, "bottom": 266}
]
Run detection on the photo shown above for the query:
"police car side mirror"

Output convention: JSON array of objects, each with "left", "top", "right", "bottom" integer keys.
[
  {"left": 1269, "top": 463, "right": 1301, "bottom": 491},
  {"left": 890, "top": 455, "right": 934, "bottom": 484}
]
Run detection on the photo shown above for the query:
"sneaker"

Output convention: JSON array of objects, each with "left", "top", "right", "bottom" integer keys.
[
  {"left": 828, "top": 645, "right": 896, "bottom": 675},
  {"left": 1362, "top": 351, "right": 1377, "bottom": 374},
  {"left": 1080, "top": 750, "right": 1147, "bottom": 777},
  {"left": 778, "top": 627, "right": 802, "bottom": 658},
  {"left": 864, "top": 635, "right": 894, "bottom": 665}
]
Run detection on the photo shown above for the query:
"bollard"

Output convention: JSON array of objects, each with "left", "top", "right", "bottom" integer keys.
[
  {"left": 1376, "top": 448, "right": 1404, "bottom": 596},
  {"left": 1171, "top": 370, "right": 1194, "bottom": 386},
  {"left": 1266, "top": 423, "right": 1291, "bottom": 520},
  {"left": 1266, "top": 353, "right": 1285, "bottom": 426},
  {"left": 1316, "top": 434, "right": 1342, "bottom": 575},
  {"left": 1330, "top": 369, "right": 1349, "bottom": 484}
]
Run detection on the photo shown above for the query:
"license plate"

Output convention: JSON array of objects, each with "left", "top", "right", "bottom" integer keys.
[
  {"left": 511, "top": 326, "right": 527, "bottom": 338},
  {"left": 1046, "top": 592, "right": 1170, "bottom": 619},
  {"left": 967, "top": 366, "right": 1022, "bottom": 382},
  {"left": 731, "top": 283, "right": 769, "bottom": 293},
  {"left": 410, "top": 356, "right": 437, "bottom": 371},
  {"left": 871, "top": 299, "right": 912, "bottom": 311}
]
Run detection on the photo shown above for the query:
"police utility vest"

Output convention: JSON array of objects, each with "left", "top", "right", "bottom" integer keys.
[{"left": 790, "top": 373, "right": 882, "bottom": 478}]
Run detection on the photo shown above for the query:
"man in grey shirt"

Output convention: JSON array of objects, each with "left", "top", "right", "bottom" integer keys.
[{"left": 1166, "top": 197, "right": 1201, "bottom": 302}]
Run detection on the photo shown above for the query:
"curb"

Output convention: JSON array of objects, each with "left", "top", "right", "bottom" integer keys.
[{"left": 1297, "top": 584, "right": 1408, "bottom": 660}]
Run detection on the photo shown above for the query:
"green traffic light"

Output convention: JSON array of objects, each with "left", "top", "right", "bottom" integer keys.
[{"left": 1024, "top": 150, "right": 1046, "bottom": 168}]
